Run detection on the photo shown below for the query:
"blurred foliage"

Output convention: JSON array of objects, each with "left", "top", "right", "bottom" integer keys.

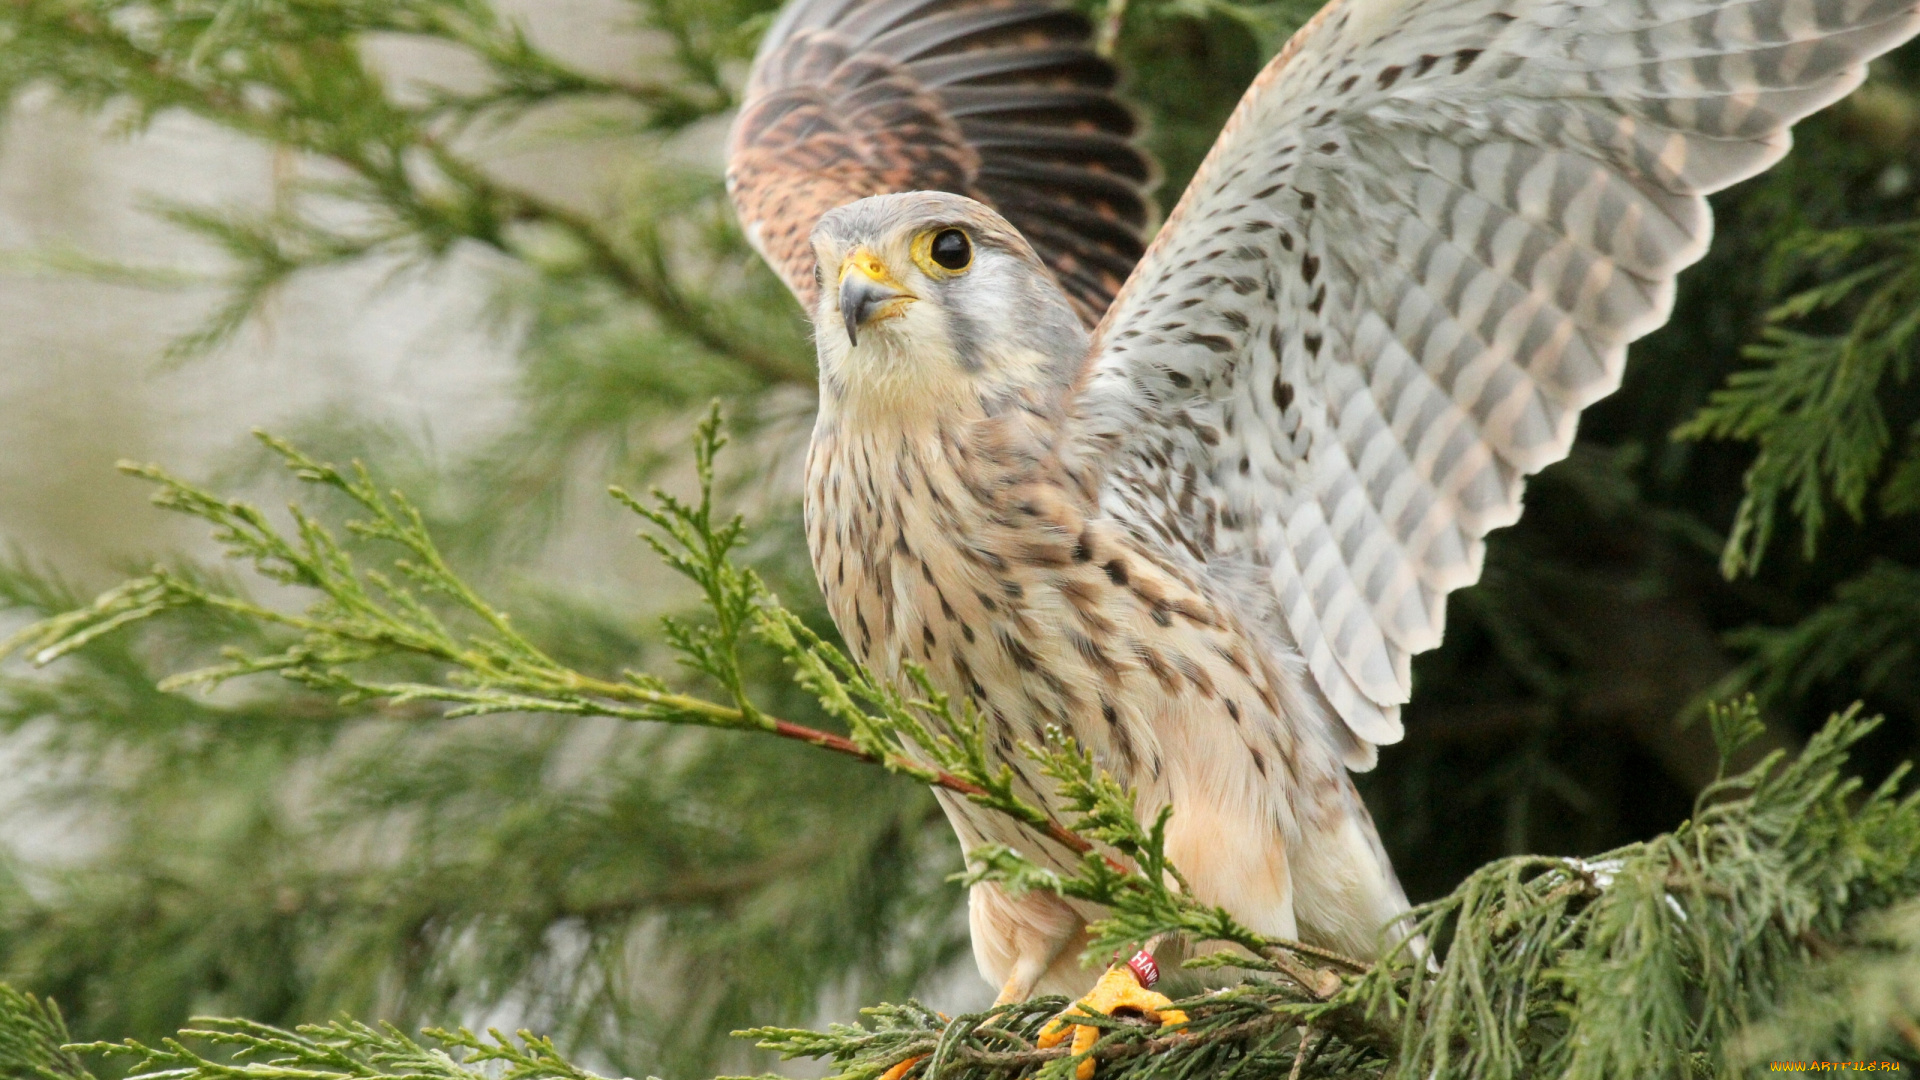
[{"left": 0, "top": 0, "right": 1918, "bottom": 1076}]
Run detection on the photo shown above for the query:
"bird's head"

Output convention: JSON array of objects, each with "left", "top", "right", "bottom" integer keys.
[{"left": 809, "top": 192, "right": 1087, "bottom": 421}]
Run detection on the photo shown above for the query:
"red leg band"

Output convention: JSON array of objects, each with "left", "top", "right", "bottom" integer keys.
[{"left": 1126, "top": 949, "right": 1160, "bottom": 989}]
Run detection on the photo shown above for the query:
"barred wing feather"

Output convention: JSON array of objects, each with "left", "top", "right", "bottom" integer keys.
[
  {"left": 1075, "top": 0, "right": 1920, "bottom": 756},
  {"left": 728, "top": 0, "right": 1156, "bottom": 326}
]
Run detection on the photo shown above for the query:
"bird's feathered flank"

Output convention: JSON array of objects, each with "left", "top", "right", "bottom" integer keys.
[
  {"left": 1075, "top": 0, "right": 1920, "bottom": 753},
  {"left": 726, "top": 0, "right": 1157, "bottom": 327}
]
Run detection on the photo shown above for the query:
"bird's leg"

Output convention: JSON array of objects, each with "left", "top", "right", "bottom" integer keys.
[
  {"left": 882, "top": 923, "right": 1065, "bottom": 1080},
  {"left": 992, "top": 947, "right": 1059, "bottom": 1006},
  {"left": 1037, "top": 947, "right": 1188, "bottom": 1080},
  {"left": 969, "top": 879, "right": 1088, "bottom": 1001}
]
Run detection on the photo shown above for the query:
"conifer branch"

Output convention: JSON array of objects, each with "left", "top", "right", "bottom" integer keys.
[
  {"left": 0, "top": 988, "right": 93, "bottom": 1080},
  {"left": 749, "top": 701, "right": 1920, "bottom": 1080},
  {"left": 0, "top": 0, "right": 812, "bottom": 385},
  {"left": 64, "top": 1017, "right": 610, "bottom": 1080},
  {"left": 1709, "top": 561, "right": 1920, "bottom": 716},
  {"left": 5, "top": 698, "right": 1910, "bottom": 1080},
  {"left": 1678, "top": 220, "right": 1920, "bottom": 576},
  {"left": 0, "top": 412, "right": 1077, "bottom": 857}
]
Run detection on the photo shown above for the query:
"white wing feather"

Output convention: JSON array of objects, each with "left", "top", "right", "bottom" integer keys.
[{"left": 1074, "top": 0, "right": 1920, "bottom": 757}]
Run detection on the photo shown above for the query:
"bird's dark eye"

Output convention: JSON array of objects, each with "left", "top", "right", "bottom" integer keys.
[{"left": 929, "top": 229, "right": 972, "bottom": 271}]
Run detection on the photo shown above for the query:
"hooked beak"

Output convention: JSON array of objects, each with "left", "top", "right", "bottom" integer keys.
[{"left": 838, "top": 248, "right": 912, "bottom": 346}]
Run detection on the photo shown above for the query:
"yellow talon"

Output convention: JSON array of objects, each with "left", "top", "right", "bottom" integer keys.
[
  {"left": 1037, "top": 966, "right": 1188, "bottom": 1080},
  {"left": 877, "top": 1054, "right": 925, "bottom": 1080}
]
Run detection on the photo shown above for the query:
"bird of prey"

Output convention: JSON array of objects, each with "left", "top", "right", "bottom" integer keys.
[{"left": 728, "top": 0, "right": 1920, "bottom": 1037}]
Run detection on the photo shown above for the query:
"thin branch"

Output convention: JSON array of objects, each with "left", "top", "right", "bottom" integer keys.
[{"left": 557, "top": 663, "right": 1109, "bottom": 862}]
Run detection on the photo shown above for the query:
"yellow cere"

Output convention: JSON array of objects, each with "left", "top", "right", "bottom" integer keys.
[{"left": 839, "top": 247, "right": 907, "bottom": 291}]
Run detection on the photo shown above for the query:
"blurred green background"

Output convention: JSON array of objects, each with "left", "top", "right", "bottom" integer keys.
[{"left": 1, "top": 0, "right": 1918, "bottom": 1075}]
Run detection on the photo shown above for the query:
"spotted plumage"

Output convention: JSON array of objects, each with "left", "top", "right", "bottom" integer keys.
[{"left": 732, "top": 0, "right": 1920, "bottom": 1006}]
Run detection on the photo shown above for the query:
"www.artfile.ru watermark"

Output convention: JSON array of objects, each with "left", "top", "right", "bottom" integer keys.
[{"left": 1768, "top": 1063, "right": 1904, "bottom": 1072}]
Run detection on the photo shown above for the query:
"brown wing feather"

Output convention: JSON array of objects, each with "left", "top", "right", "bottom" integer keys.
[{"left": 727, "top": 0, "right": 1156, "bottom": 326}]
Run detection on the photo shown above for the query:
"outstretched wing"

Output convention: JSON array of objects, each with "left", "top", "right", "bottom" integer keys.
[
  {"left": 1075, "top": 0, "right": 1920, "bottom": 754},
  {"left": 727, "top": 0, "right": 1157, "bottom": 325}
]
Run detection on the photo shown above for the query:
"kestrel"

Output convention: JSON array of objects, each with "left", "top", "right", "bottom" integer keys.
[{"left": 728, "top": 0, "right": 1920, "bottom": 1026}]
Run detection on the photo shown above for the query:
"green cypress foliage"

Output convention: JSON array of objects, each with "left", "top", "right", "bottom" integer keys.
[{"left": 0, "top": 0, "right": 1917, "bottom": 1077}]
